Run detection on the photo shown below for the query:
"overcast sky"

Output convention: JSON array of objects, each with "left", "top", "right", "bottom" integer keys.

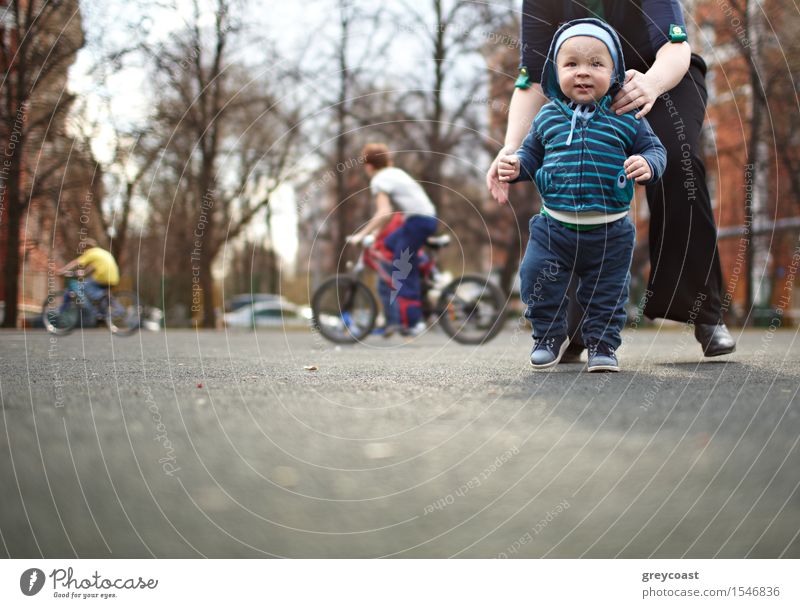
[{"left": 67, "top": 1, "right": 513, "bottom": 272}]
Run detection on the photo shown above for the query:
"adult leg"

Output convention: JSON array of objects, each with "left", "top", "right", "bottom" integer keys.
[
  {"left": 376, "top": 264, "right": 400, "bottom": 328},
  {"left": 643, "top": 57, "right": 724, "bottom": 326},
  {"left": 78, "top": 279, "right": 107, "bottom": 326},
  {"left": 384, "top": 215, "right": 438, "bottom": 327}
]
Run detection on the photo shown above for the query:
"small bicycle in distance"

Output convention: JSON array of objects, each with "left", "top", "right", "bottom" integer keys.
[
  {"left": 42, "top": 271, "right": 141, "bottom": 336},
  {"left": 311, "top": 233, "right": 507, "bottom": 344}
]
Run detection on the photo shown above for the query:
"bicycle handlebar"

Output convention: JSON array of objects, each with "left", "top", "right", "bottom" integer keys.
[{"left": 344, "top": 234, "right": 376, "bottom": 248}]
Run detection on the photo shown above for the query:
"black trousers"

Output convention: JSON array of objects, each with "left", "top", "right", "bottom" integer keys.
[
  {"left": 568, "top": 55, "right": 724, "bottom": 344},
  {"left": 642, "top": 55, "right": 724, "bottom": 325}
]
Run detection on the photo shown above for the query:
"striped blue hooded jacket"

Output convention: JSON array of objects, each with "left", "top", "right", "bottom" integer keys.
[{"left": 513, "top": 18, "right": 667, "bottom": 215}]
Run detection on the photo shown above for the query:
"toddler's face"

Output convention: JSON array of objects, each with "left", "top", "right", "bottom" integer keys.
[{"left": 556, "top": 36, "right": 613, "bottom": 103}]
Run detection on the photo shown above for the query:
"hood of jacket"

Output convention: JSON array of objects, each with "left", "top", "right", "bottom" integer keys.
[{"left": 541, "top": 18, "right": 627, "bottom": 102}]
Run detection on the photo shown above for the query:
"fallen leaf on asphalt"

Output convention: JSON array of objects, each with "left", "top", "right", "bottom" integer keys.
[
  {"left": 304, "top": 365, "right": 318, "bottom": 371},
  {"left": 272, "top": 466, "right": 299, "bottom": 488},
  {"left": 364, "top": 442, "right": 394, "bottom": 459}
]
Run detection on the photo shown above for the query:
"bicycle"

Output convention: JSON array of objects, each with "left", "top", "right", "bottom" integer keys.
[
  {"left": 311, "top": 234, "right": 507, "bottom": 344},
  {"left": 42, "top": 271, "right": 141, "bottom": 336}
]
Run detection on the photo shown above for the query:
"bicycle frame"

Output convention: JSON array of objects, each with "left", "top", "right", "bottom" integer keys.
[
  {"left": 349, "top": 240, "right": 448, "bottom": 324},
  {"left": 63, "top": 277, "right": 107, "bottom": 316},
  {"left": 313, "top": 233, "right": 505, "bottom": 344}
]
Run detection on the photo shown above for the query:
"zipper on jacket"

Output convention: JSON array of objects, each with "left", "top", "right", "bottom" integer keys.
[
  {"left": 577, "top": 121, "right": 585, "bottom": 205},
  {"left": 576, "top": 104, "right": 602, "bottom": 208}
]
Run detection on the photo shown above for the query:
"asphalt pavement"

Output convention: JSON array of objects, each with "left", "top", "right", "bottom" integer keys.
[{"left": 1, "top": 324, "right": 798, "bottom": 558}]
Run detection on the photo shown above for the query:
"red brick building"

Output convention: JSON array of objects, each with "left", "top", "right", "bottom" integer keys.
[
  {"left": 690, "top": 0, "right": 800, "bottom": 322},
  {"left": 0, "top": 0, "right": 92, "bottom": 325}
]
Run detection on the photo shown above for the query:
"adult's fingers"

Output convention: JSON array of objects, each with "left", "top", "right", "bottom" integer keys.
[
  {"left": 614, "top": 94, "right": 643, "bottom": 115},
  {"left": 611, "top": 87, "right": 641, "bottom": 113},
  {"left": 485, "top": 156, "right": 501, "bottom": 192},
  {"left": 489, "top": 178, "right": 509, "bottom": 204},
  {"left": 635, "top": 100, "right": 655, "bottom": 119}
]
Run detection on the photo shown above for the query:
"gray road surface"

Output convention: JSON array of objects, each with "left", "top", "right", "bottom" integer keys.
[{"left": 1, "top": 325, "right": 799, "bottom": 558}]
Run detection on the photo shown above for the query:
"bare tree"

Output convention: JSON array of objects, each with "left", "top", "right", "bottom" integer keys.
[
  {"left": 70, "top": 98, "right": 163, "bottom": 266},
  {"left": 710, "top": 0, "right": 788, "bottom": 315},
  {"left": 761, "top": 0, "right": 800, "bottom": 213},
  {"left": 0, "top": 0, "right": 85, "bottom": 326},
  {"left": 141, "top": 0, "right": 299, "bottom": 326},
  {"left": 301, "top": 0, "right": 390, "bottom": 273},
  {"left": 391, "top": 0, "right": 506, "bottom": 205}
]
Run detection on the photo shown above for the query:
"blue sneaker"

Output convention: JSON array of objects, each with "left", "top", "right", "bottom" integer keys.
[
  {"left": 530, "top": 335, "right": 570, "bottom": 369},
  {"left": 587, "top": 341, "right": 619, "bottom": 373}
]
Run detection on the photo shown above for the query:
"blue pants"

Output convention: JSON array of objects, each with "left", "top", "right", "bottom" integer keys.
[
  {"left": 519, "top": 213, "right": 635, "bottom": 349},
  {"left": 75, "top": 278, "right": 109, "bottom": 322},
  {"left": 377, "top": 268, "right": 401, "bottom": 326},
  {"left": 384, "top": 215, "right": 438, "bottom": 327}
]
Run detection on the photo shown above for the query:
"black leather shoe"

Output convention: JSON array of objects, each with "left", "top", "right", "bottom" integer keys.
[
  {"left": 559, "top": 341, "right": 585, "bottom": 363},
  {"left": 694, "top": 323, "right": 736, "bottom": 357}
]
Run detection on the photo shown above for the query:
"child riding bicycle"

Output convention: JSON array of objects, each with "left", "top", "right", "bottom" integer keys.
[
  {"left": 348, "top": 143, "right": 438, "bottom": 336},
  {"left": 57, "top": 238, "right": 120, "bottom": 323}
]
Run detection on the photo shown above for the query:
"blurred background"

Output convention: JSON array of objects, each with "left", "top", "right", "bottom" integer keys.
[{"left": 0, "top": 0, "right": 798, "bottom": 330}]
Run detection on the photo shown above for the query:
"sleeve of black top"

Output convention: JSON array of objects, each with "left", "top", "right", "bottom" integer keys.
[
  {"left": 519, "top": 0, "right": 558, "bottom": 82},
  {"left": 640, "top": 0, "right": 686, "bottom": 53}
]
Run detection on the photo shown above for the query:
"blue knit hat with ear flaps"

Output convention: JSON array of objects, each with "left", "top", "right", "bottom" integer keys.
[{"left": 541, "top": 18, "right": 626, "bottom": 101}]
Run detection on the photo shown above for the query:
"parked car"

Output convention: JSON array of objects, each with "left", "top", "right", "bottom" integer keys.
[
  {"left": 225, "top": 293, "right": 285, "bottom": 313},
  {"left": 223, "top": 300, "right": 312, "bottom": 328}
]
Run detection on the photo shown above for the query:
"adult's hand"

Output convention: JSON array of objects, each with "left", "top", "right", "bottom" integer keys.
[
  {"left": 486, "top": 147, "right": 515, "bottom": 204},
  {"left": 611, "top": 69, "right": 661, "bottom": 119}
]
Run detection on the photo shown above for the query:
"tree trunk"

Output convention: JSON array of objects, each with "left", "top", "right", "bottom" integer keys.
[
  {"left": 111, "top": 181, "right": 133, "bottom": 266},
  {"left": 1, "top": 145, "right": 25, "bottom": 328},
  {"left": 2, "top": 190, "right": 23, "bottom": 328},
  {"left": 267, "top": 248, "right": 279, "bottom": 295},
  {"left": 196, "top": 148, "right": 217, "bottom": 327},
  {"left": 265, "top": 204, "right": 279, "bottom": 294},
  {"left": 334, "top": 0, "right": 350, "bottom": 274},
  {"left": 199, "top": 258, "right": 216, "bottom": 328},
  {"left": 424, "top": 0, "right": 445, "bottom": 208},
  {"left": 744, "top": 0, "right": 769, "bottom": 320}
]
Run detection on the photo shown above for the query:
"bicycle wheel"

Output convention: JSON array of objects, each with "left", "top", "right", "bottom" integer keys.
[
  {"left": 42, "top": 291, "right": 79, "bottom": 335},
  {"left": 311, "top": 275, "right": 378, "bottom": 344},
  {"left": 105, "top": 291, "right": 141, "bottom": 336},
  {"left": 436, "top": 274, "right": 506, "bottom": 344}
]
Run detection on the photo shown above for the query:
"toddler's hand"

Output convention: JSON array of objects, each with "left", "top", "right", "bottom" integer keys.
[
  {"left": 624, "top": 155, "right": 652, "bottom": 183},
  {"left": 497, "top": 155, "right": 520, "bottom": 182}
]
